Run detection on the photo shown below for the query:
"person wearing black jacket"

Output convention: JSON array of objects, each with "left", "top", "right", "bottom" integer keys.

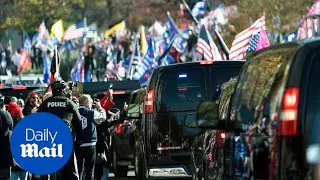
[
  {"left": 76, "top": 95, "right": 106, "bottom": 180},
  {"left": 37, "top": 78, "right": 82, "bottom": 180},
  {"left": 0, "top": 93, "right": 13, "bottom": 180}
]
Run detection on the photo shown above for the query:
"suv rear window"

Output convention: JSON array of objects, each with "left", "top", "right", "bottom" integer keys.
[
  {"left": 157, "top": 68, "right": 206, "bottom": 111},
  {"left": 209, "top": 66, "right": 242, "bottom": 98},
  {"left": 230, "top": 47, "right": 296, "bottom": 128},
  {"left": 305, "top": 53, "right": 320, "bottom": 145}
]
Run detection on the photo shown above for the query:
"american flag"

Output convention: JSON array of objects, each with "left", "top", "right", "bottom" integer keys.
[
  {"left": 229, "top": 15, "right": 265, "bottom": 60},
  {"left": 246, "top": 32, "right": 260, "bottom": 53},
  {"left": 196, "top": 25, "right": 222, "bottom": 61},
  {"left": 63, "top": 21, "right": 85, "bottom": 41},
  {"left": 70, "top": 55, "right": 84, "bottom": 82},
  {"left": 39, "top": 22, "right": 49, "bottom": 40},
  {"left": 298, "top": 0, "right": 320, "bottom": 39},
  {"left": 35, "top": 22, "right": 51, "bottom": 50},
  {"left": 299, "top": 0, "right": 320, "bottom": 27}
]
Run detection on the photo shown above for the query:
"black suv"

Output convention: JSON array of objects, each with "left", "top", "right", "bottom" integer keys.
[
  {"left": 192, "top": 77, "right": 239, "bottom": 180},
  {"left": 195, "top": 38, "right": 320, "bottom": 179},
  {"left": 127, "top": 61, "right": 244, "bottom": 179}
]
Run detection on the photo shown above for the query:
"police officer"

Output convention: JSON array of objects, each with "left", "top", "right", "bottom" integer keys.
[{"left": 37, "top": 78, "right": 82, "bottom": 180}]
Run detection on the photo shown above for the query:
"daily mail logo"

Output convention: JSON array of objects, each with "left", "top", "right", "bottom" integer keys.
[
  {"left": 20, "top": 129, "right": 62, "bottom": 158},
  {"left": 10, "top": 113, "right": 73, "bottom": 175}
]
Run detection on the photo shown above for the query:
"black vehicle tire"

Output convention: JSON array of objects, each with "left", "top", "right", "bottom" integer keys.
[{"left": 113, "top": 150, "right": 129, "bottom": 177}]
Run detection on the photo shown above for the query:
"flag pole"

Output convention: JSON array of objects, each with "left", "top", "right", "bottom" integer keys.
[
  {"left": 214, "top": 29, "right": 230, "bottom": 59},
  {"left": 84, "top": 17, "right": 87, "bottom": 39},
  {"left": 55, "top": 45, "right": 59, "bottom": 79}
]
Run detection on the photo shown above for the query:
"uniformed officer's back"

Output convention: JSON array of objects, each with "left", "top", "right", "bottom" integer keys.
[
  {"left": 36, "top": 78, "right": 82, "bottom": 180},
  {"left": 40, "top": 96, "right": 77, "bottom": 127}
]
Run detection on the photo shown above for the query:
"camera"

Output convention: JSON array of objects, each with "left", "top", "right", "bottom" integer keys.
[{"left": 69, "top": 82, "right": 77, "bottom": 91}]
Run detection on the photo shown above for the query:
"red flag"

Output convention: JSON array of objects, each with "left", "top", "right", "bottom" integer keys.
[{"left": 18, "top": 49, "right": 31, "bottom": 75}]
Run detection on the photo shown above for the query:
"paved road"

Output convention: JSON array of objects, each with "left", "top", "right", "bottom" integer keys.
[{"left": 109, "top": 170, "right": 135, "bottom": 179}]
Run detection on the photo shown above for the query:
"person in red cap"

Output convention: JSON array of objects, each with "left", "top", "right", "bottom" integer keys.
[
  {"left": 7, "top": 97, "right": 18, "bottom": 117},
  {"left": 22, "top": 92, "right": 40, "bottom": 116},
  {"left": 10, "top": 107, "right": 27, "bottom": 180},
  {"left": 100, "top": 89, "right": 115, "bottom": 111},
  {"left": 8, "top": 102, "right": 21, "bottom": 119}
]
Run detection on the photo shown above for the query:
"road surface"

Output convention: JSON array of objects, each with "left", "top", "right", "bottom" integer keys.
[{"left": 109, "top": 168, "right": 135, "bottom": 179}]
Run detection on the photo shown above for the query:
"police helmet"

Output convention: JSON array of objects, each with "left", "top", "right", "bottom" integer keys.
[{"left": 51, "top": 78, "right": 68, "bottom": 95}]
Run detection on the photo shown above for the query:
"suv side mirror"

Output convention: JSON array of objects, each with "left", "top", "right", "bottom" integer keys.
[
  {"left": 127, "top": 103, "right": 142, "bottom": 119},
  {"left": 184, "top": 113, "right": 196, "bottom": 128},
  {"left": 196, "top": 101, "right": 220, "bottom": 129}
]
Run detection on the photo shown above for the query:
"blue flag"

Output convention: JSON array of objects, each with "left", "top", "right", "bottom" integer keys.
[
  {"left": 24, "top": 36, "right": 31, "bottom": 54},
  {"left": 163, "top": 14, "right": 179, "bottom": 48},
  {"left": 132, "top": 37, "right": 155, "bottom": 81},
  {"left": 160, "top": 53, "right": 175, "bottom": 66},
  {"left": 70, "top": 55, "right": 83, "bottom": 82},
  {"left": 173, "top": 27, "right": 189, "bottom": 53},
  {"left": 43, "top": 54, "right": 51, "bottom": 85}
]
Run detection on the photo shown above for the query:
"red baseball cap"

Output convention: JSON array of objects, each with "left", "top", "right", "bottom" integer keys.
[
  {"left": 28, "top": 92, "right": 38, "bottom": 99},
  {"left": 11, "top": 107, "right": 23, "bottom": 118}
]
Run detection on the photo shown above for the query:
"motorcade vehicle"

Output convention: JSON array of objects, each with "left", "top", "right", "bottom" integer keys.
[
  {"left": 126, "top": 60, "right": 244, "bottom": 179},
  {"left": 195, "top": 38, "right": 320, "bottom": 179},
  {"left": 192, "top": 76, "right": 240, "bottom": 180}
]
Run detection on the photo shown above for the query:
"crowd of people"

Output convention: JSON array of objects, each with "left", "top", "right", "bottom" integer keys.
[
  {"left": 0, "top": 78, "right": 128, "bottom": 180},
  {"left": 0, "top": 42, "right": 46, "bottom": 76}
]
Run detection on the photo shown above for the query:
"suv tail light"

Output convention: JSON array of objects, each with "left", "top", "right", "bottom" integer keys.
[
  {"left": 279, "top": 87, "right": 299, "bottom": 136},
  {"left": 116, "top": 123, "right": 124, "bottom": 134},
  {"left": 145, "top": 89, "right": 155, "bottom": 113}
]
